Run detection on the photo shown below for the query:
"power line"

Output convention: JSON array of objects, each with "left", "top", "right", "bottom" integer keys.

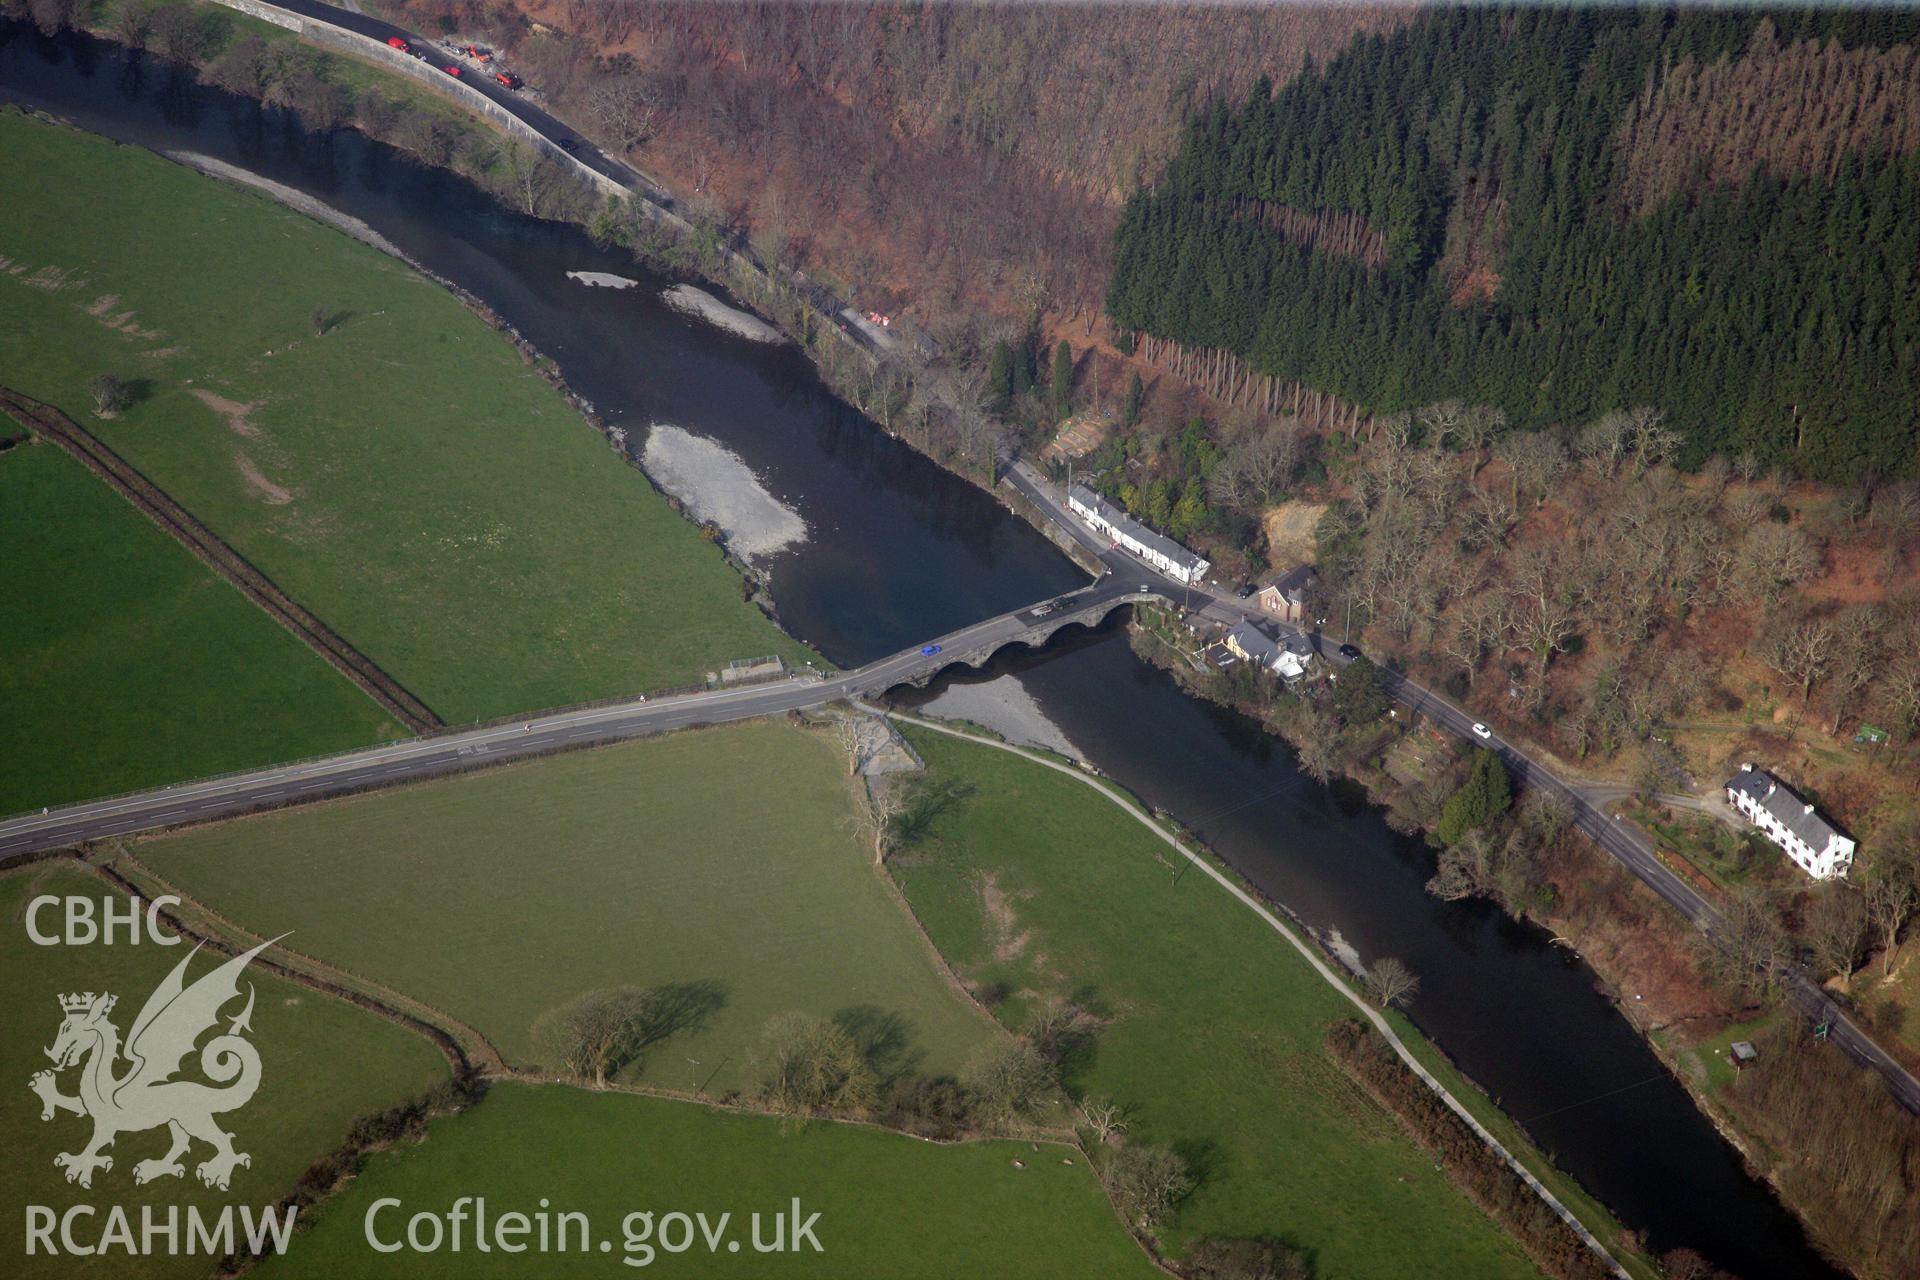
[{"left": 1516, "top": 1071, "right": 1672, "bottom": 1127}]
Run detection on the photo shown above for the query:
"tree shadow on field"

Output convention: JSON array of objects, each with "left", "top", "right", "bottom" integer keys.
[
  {"left": 891, "top": 779, "right": 978, "bottom": 851},
  {"left": 833, "top": 1005, "right": 925, "bottom": 1087},
  {"left": 633, "top": 980, "right": 729, "bottom": 1058},
  {"left": 531, "top": 980, "right": 729, "bottom": 1084},
  {"left": 1170, "top": 1134, "right": 1226, "bottom": 1193}
]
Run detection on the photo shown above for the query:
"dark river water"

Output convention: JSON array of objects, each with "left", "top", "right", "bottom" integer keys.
[{"left": 0, "top": 24, "right": 1842, "bottom": 1278}]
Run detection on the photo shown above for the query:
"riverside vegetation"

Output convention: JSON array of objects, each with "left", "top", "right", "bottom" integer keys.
[{"left": 1128, "top": 601, "right": 1920, "bottom": 1279}]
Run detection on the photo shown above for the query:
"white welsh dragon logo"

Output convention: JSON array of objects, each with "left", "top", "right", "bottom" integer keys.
[{"left": 29, "top": 938, "right": 279, "bottom": 1191}]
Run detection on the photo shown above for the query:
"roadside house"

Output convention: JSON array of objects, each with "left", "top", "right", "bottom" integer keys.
[
  {"left": 1225, "top": 620, "right": 1282, "bottom": 673},
  {"left": 1256, "top": 565, "right": 1319, "bottom": 623},
  {"left": 1724, "top": 763, "right": 1856, "bottom": 880},
  {"left": 1276, "top": 631, "right": 1316, "bottom": 682},
  {"left": 1067, "top": 484, "right": 1211, "bottom": 584},
  {"left": 1225, "top": 621, "right": 1317, "bottom": 683}
]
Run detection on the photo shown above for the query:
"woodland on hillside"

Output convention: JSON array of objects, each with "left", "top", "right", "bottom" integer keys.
[
  {"left": 374, "top": 0, "right": 1405, "bottom": 319},
  {"left": 1108, "top": 6, "right": 1920, "bottom": 482}
]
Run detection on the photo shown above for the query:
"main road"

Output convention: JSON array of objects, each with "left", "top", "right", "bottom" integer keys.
[
  {"left": 7, "top": 450, "right": 1916, "bottom": 1115},
  {"left": 0, "top": 562, "right": 1157, "bottom": 860},
  {"left": 1006, "top": 456, "right": 1920, "bottom": 1114},
  {"left": 242, "top": 0, "right": 888, "bottom": 357}
]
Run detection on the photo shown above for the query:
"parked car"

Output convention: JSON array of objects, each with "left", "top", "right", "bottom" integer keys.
[
  {"left": 1338, "top": 643, "right": 1362, "bottom": 660},
  {"left": 466, "top": 44, "right": 493, "bottom": 62},
  {"left": 1235, "top": 582, "right": 1255, "bottom": 598},
  {"left": 385, "top": 36, "right": 410, "bottom": 52},
  {"left": 442, "top": 64, "right": 462, "bottom": 77},
  {"left": 494, "top": 71, "right": 522, "bottom": 89},
  {"left": 1137, "top": 584, "right": 1152, "bottom": 594},
  {"left": 557, "top": 138, "right": 580, "bottom": 153},
  {"left": 921, "top": 644, "right": 942, "bottom": 657},
  {"left": 1471, "top": 722, "right": 1493, "bottom": 740}
]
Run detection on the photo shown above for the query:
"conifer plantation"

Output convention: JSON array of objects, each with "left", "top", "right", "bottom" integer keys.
[{"left": 1108, "top": 6, "right": 1920, "bottom": 482}]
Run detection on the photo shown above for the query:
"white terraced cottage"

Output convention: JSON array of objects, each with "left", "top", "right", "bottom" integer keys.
[
  {"left": 1067, "top": 484, "right": 1210, "bottom": 584},
  {"left": 1725, "top": 763, "right": 1856, "bottom": 880}
]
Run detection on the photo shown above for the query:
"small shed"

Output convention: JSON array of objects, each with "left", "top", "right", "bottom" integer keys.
[{"left": 1730, "top": 1041, "right": 1758, "bottom": 1069}]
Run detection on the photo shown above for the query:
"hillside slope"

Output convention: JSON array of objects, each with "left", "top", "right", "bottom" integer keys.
[
  {"left": 378, "top": 0, "right": 1408, "bottom": 321},
  {"left": 1108, "top": 6, "right": 1920, "bottom": 481}
]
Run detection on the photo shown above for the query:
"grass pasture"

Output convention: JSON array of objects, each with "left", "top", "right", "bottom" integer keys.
[
  {"left": 133, "top": 720, "right": 998, "bottom": 1093},
  {"left": 260, "top": 1083, "right": 1164, "bottom": 1279},
  {"left": 0, "top": 110, "right": 809, "bottom": 725},
  {"left": 889, "top": 725, "right": 1543, "bottom": 1279},
  {"left": 0, "top": 443, "right": 401, "bottom": 816},
  {"left": 0, "top": 863, "right": 448, "bottom": 1280}
]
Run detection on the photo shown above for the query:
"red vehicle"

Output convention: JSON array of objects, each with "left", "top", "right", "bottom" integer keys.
[
  {"left": 465, "top": 44, "right": 492, "bottom": 62},
  {"left": 442, "top": 64, "right": 462, "bottom": 77},
  {"left": 493, "top": 71, "right": 521, "bottom": 90},
  {"left": 385, "top": 36, "right": 410, "bottom": 52}
]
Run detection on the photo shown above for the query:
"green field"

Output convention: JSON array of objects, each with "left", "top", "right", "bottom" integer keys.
[
  {"left": 0, "top": 444, "right": 401, "bottom": 816},
  {"left": 0, "top": 110, "right": 810, "bottom": 724},
  {"left": 889, "top": 726, "right": 1543, "bottom": 1278},
  {"left": 135, "top": 720, "right": 998, "bottom": 1092},
  {"left": 261, "top": 1083, "right": 1162, "bottom": 1279},
  {"left": 0, "top": 863, "right": 448, "bottom": 1280}
]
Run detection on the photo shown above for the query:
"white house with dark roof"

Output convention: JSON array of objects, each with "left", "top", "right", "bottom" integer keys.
[
  {"left": 1067, "top": 484, "right": 1210, "bottom": 584},
  {"left": 1725, "top": 763, "right": 1856, "bottom": 880}
]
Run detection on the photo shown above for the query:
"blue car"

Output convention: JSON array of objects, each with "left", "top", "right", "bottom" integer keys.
[{"left": 922, "top": 644, "right": 942, "bottom": 657}]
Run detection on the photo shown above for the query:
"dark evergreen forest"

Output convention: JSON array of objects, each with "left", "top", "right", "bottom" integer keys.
[{"left": 1107, "top": 4, "right": 1920, "bottom": 482}]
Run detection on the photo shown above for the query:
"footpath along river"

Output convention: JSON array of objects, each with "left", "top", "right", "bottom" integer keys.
[{"left": 0, "top": 23, "right": 1843, "bottom": 1277}]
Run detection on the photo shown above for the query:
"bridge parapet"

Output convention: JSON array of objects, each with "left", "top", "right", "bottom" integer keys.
[{"left": 883, "top": 589, "right": 1168, "bottom": 692}]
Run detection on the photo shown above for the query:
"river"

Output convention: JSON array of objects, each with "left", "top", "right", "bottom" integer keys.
[{"left": 0, "top": 23, "right": 1842, "bottom": 1278}]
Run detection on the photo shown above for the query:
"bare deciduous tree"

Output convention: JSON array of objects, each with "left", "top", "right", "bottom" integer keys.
[
  {"left": 1757, "top": 614, "right": 1836, "bottom": 703},
  {"left": 537, "top": 984, "right": 723, "bottom": 1089},
  {"left": 963, "top": 1040, "right": 1053, "bottom": 1129},
  {"left": 1738, "top": 523, "right": 1820, "bottom": 604},
  {"left": 1375, "top": 410, "right": 1417, "bottom": 452},
  {"left": 114, "top": 1, "right": 152, "bottom": 49},
  {"left": 1624, "top": 405, "right": 1683, "bottom": 474},
  {"left": 1293, "top": 701, "right": 1341, "bottom": 783},
  {"left": 1101, "top": 1143, "right": 1192, "bottom": 1231},
  {"left": 85, "top": 374, "right": 129, "bottom": 417},
  {"left": 585, "top": 74, "right": 664, "bottom": 152},
  {"left": 1877, "top": 659, "right": 1920, "bottom": 742},
  {"left": 1507, "top": 545, "right": 1579, "bottom": 677},
  {"left": 1863, "top": 831, "right": 1919, "bottom": 974},
  {"left": 1696, "top": 887, "right": 1793, "bottom": 1001},
  {"left": 1080, "top": 1097, "right": 1129, "bottom": 1144},
  {"left": 1577, "top": 411, "right": 1631, "bottom": 477},
  {"left": 1221, "top": 423, "right": 1303, "bottom": 509},
  {"left": 1366, "top": 955, "right": 1421, "bottom": 1008},
  {"left": 760, "top": 1013, "right": 877, "bottom": 1117},
  {"left": 1495, "top": 431, "right": 1567, "bottom": 507},
  {"left": 1416, "top": 399, "right": 1465, "bottom": 451},
  {"left": 1824, "top": 610, "right": 1885, "bottom": 734},
  {"left": 1805, "top": 885, "right": 1867, "bottom": 986}
]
